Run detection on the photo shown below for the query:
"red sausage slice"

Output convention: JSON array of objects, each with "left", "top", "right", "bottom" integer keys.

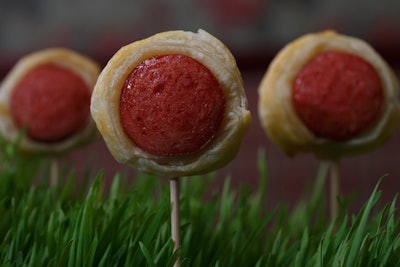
[
  {"left": 10, "top": 63, "right": 91, "bottom": 142},
  {"left": 119, "top": 54, "right": 226, "bottom": 156},
  {"left": 292, "top": 51, "right": 384, "bottom": 141}
]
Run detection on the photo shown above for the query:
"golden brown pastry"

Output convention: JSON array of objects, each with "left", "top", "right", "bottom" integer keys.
[
  {"left": 91, "top": 29, "right": 251, "bottom": 177},
  {"left": 0, "top": 48, "right": 100, "bottom": 154},
  {"left": 258, "top": 30, "right": 400, "bottom": 159}
]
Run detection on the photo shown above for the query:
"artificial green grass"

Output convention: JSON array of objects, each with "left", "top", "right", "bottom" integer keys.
[{"left": 0, "top": 138, "right": 400, "bottom": 266}]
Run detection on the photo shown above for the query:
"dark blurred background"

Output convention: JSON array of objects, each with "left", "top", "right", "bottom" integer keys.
[{"left": 1, "top": 0, "right": 400, "bottom": 209}]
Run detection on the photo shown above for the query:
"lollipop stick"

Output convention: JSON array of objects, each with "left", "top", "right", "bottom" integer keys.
[
  {"left": 329, "top": 160, "right": 340, "bottom": 220},
  {"left": 170, "top": 177, "right": 181, "bottom": 267},
  {"left": 49, "top": 157, "right": 59, "bottom": 187}
]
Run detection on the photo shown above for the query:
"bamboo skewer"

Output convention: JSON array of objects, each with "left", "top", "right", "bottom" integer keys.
[{"left": 170, "top": 177, "right": 181, "bottom": 267}]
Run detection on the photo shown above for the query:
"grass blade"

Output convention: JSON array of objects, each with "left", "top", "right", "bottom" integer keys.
[
  {"left": 345, "top": 179, "right": 382, "bottom": 267},
  {"left": 139, "top": 242, "right": 156, "bottom": 267}
]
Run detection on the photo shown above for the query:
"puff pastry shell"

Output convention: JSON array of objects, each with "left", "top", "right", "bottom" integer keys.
[
  {"left": 0, "top": 48, "right": 100, "bottom": 154},
  {"left": 258, "top": 31, "right": 400, "bottom": 159},
  {"left": 91, "top": 29, "right": 251, "bottom": 177}
]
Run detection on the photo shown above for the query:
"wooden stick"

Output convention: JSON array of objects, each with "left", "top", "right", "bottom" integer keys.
[
  {"left": 329, "top": 160, "right": 340, "bottom": 220},
  {"left": 170, "top": 177, "right": 181, "bottom": 267}
]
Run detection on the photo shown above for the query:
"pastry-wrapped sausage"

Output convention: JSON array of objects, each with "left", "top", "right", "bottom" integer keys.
[
  {"left": 91, "top": 29, "right": 251, "bottom": 177},
  {"left": 0, "top": 48, "right": 100, "bottom": 154},
  {"left": 258, "top": 31, "right": 400, "bottom": 158}
]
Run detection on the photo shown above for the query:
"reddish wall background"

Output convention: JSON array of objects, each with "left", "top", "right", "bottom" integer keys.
[{"left": 2, "top": 0, "right": 400, "bottom": 210}]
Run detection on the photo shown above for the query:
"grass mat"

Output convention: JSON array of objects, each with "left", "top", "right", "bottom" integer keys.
[{"left": 0, "top": 140, "right": 400, "bottom": 267}]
